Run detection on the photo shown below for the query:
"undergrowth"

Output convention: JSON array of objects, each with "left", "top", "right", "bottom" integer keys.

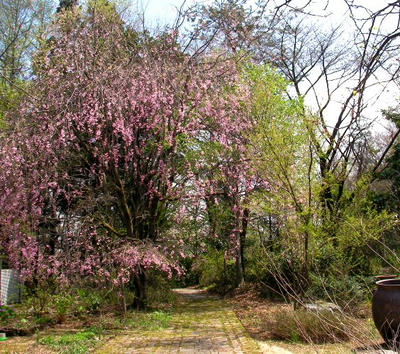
[
  {"left": 266, "top": 307, "right": 373, "bottom": 344},
  {"left": 37, "top": 329, "right": 101, "bottom": 354}
]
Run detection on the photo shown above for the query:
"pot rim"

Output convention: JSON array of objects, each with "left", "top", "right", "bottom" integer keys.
[{"left": 376, "top": 278, "right": 400, "bottom": 286}]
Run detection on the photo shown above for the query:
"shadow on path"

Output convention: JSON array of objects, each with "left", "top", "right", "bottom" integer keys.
[
  {"left": 96, "top": 287, "right": 262, "bottom": 353},
  {"left": 173, "top": 287, "right": 217, "bottom": 300}
]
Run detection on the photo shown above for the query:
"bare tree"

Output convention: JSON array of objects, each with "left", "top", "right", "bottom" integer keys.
[
  {"left": 189, "top": 0, "right": 400, "bottom": 246},
  {"left": 248, "top": 1, "right": 400, "bottom": 230},
  {"left": 0, "top": 0, "right": 54, "bottom": 84}
]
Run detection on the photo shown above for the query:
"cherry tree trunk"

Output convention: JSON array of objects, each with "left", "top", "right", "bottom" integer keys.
[
  {"left": 132, "top": 272, "right": 147, "bottom": 310},
  {"left": 235, "top": 207, "right": 249, "bottom": 286}
]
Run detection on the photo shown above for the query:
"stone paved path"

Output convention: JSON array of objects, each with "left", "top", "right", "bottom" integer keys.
[{"left": 96, "top": 288, "right": 262, "bottom": 353}]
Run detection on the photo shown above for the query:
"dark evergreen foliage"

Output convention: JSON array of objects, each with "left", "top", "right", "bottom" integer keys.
[{"left": 57, "top": 0, "right": 78, "bottom": 13}]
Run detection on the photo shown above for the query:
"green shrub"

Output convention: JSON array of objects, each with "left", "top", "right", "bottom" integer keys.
[
  {"left": 35, "top": 315, "right": 53, "bottom": 326},
  {"left": 245, "top": 242, "right": 310, "bottom": 300},
  {"left": 146, "top": 274, "right": 177, "bottom": 308},
  {"left": 53, "top": 294, "right": 74, "bottom": 322},
  {"left": 305, "top": 274, "right": 369, "bottom": 310},
  {"left": 0, "top": 304, "right": 15, "bottom": 322},
  {"left": 76, "top": 289, "right": 103, "bottom": 313},
  {"left": 23, "top": 287, "right": 53, "bottom": 315},
  {"left": 191, "top": 249, "right": 236, "bottom": 293},
  {"left": 173, "top": 257, "right": 199, "bottom": 287}
]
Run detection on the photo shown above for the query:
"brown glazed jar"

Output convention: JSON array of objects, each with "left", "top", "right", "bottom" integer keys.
[
  {"left": 374, "top": 275, "right": 398, "bottom": 281},
  {"left": 372, "top": 279, "right": 400, "bottom": 345}
]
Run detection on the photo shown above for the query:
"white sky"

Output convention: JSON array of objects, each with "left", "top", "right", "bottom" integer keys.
[
  {"left": 138, "top": 0, "right": 398, "bottom": 134},
  {"left": 137, "top": 0, "right": 203, "bottom": 26},
  {"left": 139, "top": 0, "right": 394, "bottom": 26}
]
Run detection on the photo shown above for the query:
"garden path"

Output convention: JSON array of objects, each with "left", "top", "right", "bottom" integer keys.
[
  {"left": 0, "top": 288, "right": 293, "bottom": 353},
  {"left": 96, "top": 287, "right": 270, "bottom": 353}
]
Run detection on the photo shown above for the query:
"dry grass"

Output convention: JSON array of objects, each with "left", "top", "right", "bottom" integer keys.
[
  {"left": 228, "top": 283, "right": 383, "bottom": 352},
  {"left": 268, "top": 307, "right": 362, "bottom": 343}
]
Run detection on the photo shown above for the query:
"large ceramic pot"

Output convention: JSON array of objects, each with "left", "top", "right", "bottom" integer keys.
[
  {"left": 372, "top": 279, "right": 400, "bottom": 345},
  {"left": 374, "top": 275, "right": 398, "bottom": 281}
]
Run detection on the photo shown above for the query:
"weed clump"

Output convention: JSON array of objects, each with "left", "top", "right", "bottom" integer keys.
[
  {"left": 38, "top": 329, "right": 100, "bottom": 353},
  {"left": 266, "top": 307, "right": 366, "bottom": 344}
]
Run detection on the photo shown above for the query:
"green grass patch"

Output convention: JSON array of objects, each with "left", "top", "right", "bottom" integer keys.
[
  {"left": 38, "top": 329, "right": 100, "bottom": 354},
  {"left": 124, "top": 310, "right": 172, "bottom": 330}
]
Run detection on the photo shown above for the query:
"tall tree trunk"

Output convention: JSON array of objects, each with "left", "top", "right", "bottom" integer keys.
[
  {"left": 235, "top": 243, "right": 244, "bottom": 286},
  {"left": 240, "top": 208, "right": 249, "bottom": 277},
  {"left": 235, "top": 207, "right": 249, "bottom": 287},
  {"left": 132, "top": 271, "right": 147, "bottom": 310}
]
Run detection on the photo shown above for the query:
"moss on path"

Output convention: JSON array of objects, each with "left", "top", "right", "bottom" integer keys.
[
  {"left": 1, "top": 288, "right": 288, "bottom": 353},
  {"left": 96, "top": 288, "right": 262, "bottom": 353}
]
